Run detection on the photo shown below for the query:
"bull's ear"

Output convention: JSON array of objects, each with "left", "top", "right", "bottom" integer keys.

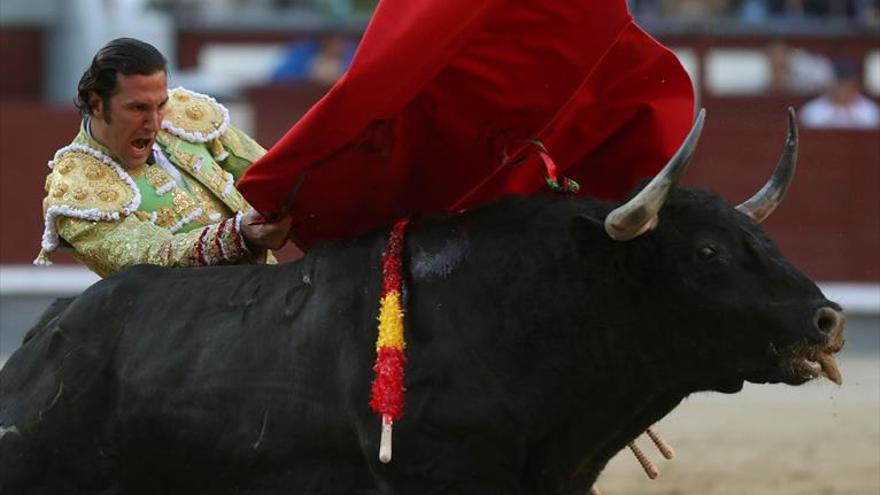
[{"left": 571, "top": 214, "right": 605, "bottom": 248}]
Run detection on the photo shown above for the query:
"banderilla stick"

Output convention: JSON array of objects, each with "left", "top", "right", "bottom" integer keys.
[
  {"left": 646, "top": 427, "right": 675, "bottom": 459},
  {"left": 628, "top": 440, "right": 658, "bottom": 479},
  {"left": 379, "top": 414, "right": 393, "bottom": 463}
]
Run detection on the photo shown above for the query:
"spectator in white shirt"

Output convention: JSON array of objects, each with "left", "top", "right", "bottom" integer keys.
[{"left": 800, "top": 57, "right": 880, "bottom": 129}]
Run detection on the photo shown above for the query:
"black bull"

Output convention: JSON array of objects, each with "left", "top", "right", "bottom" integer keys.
[{"left": 0, "top": 111, "right": 846, "bottom": 494}]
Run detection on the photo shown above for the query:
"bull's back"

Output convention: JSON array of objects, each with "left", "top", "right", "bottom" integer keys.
[
  {"left": 2, "top": 247, "right": 387, "bottom": 493},
  {"left": 105, "top": 251, "right": 385, "bottom": 489},
  {"left": 0, "top": 276, "right": 133, "bottom": 492}
]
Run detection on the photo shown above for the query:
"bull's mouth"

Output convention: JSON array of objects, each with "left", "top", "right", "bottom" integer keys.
[
  {"left": 780, "top": 344, "right": 843, "bottom": 385},
  {"left": 766, "top": 326, "right": 845, "bottom": 386}
]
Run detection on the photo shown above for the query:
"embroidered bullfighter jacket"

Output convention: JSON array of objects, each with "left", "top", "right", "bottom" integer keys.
[{"left": 35, "top": 87, "right": 272, "bottom": 277}]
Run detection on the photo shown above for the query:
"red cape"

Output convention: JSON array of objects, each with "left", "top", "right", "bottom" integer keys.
[{"left": 237, "top": 0, "right": 695, "bottom": 247}]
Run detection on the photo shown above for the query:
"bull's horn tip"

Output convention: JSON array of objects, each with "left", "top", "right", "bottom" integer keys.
[{"left": 692, "top": 108, "right": 706, "bottom": 134}]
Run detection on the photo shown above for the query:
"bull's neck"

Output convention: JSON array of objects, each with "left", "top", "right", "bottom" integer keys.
[
  {"left": 408, "top": 208, "right": 713, "bottom": 492},
  {"left": 524, "top": 328, "right": 696, "bottom": 493},
  {"left": 489, "top": 246, "right": 707, "bottom": 492}
]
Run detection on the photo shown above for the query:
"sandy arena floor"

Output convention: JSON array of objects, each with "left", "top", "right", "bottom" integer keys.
[{"left": 595, "top": 355, "right": 880, "bottom": 495}]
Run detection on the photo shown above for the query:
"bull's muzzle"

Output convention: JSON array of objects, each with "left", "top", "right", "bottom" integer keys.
[
  {"left": 814, "top": 306, "right": 845, "bottom": 339},
  {"left": 792, "top": 306, "right": 846, "bottom": 385}
]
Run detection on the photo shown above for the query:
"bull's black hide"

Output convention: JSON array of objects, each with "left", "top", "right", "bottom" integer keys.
[{"left": 0, "top": 190, "right": 842, "bottom": 495}]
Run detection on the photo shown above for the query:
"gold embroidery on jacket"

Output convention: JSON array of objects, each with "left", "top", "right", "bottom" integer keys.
[
  {"left": 171, "top": 188, "right": 200, "bottom": 218},
  {"left": 44, "top": 150, "right": 134, "bottom": 213},
  {"left": 190, "top": 179, "right": 230, "bottom": 220},
  {"left": 154, "top": 207, "right": 176, "bottom": 228},
  {"left": 164, "top": 89, "right": 227, "bottom": 137},
  {"left": 146, "top": 166, "right": 174, "bottom": 190}
]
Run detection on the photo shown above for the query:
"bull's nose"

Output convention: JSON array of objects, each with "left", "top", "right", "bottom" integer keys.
[{"left": 814, "top": 307, "right": 844, "bottom": 337}]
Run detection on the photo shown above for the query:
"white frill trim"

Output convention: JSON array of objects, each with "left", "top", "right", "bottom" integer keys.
[
  {"left": 150, "top": 211, "right": 158, "bottom": 224},
  {"left": 39, "top": 144, "right": 142, "bottom": 255},
  {"left": 208, "top": 212, "right": 222, "bottom": 222},
  {"left": 234, "top": 211, "right": 250, "bottom": 254},
  {"left": 161, "top": 87, "right": 230, "bottom": 143},
  {"left": 168, "top": 207, "right": 204, "bottom": 234},
  {"left": 221, "top": 171, "right": 234, "bottom": 198},
  {"left": 155, "top": 180, "right": 176, "bottom": 196},
  {"left": 214, "top": 149, "right": 229, "bottom": 162},
  {"left": 41, "top": 206, "right": 123, "bottom": 253},
  {"left": 33, "top": 255, "right": 53, "bottom": 266}
]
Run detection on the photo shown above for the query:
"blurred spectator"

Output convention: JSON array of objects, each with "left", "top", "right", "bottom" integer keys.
[
  {"left": 854, "top": 0, "right": 880, "bottom": 24},
  {"left": 737, "top": 0, "right": 773, "bottom": 21},
  {"left": 767, "top": 41, "right": 834, "bottom": 94},
  {"left": 800, "top": 57, "right": 880, "bottom": 129},
  {"left": 628, "top": 0, "right": 664, "bottom": 19},
  {"left": 149, "top": 0, "right": 875, "bottom": 25},
  {"left": 760, "top": 0, "right": 858, "bottom": 18},
  {"left": 271, "top": 33, "right": 356, "bottom": 85},
  {"left": 663, "top": 0, "right": 732, "bottom": 19},
  {"left": 736, "top": 0, "right": 880, "bottom": 22},
  {"left": 627, "top": 0, "right": 879, "bottom": 22}
]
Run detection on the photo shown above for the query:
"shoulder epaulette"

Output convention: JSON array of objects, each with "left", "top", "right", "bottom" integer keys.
[
  {"left": 161, "top": 87, "right": 231, "bottom": 144},
  {"left": 35, "top": 144, "right": 140, "bottom": 264}
]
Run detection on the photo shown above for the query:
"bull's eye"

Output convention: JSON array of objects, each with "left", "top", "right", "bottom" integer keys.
[{"left": 697, "top": 245, "right": 717, "bottom": 261}]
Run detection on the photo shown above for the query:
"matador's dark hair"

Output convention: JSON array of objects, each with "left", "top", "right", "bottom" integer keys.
[{"left": 75, "top": 37, "right": 168, "bottom": 117}]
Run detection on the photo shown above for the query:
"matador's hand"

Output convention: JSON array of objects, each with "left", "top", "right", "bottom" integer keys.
[{"left": 241, "top": 210, "right": 293, "bottom": 251}]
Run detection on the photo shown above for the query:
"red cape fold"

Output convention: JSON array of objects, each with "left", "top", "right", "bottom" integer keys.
[{"left": 237, "top": 0, "right": 695, "bottom": 248}]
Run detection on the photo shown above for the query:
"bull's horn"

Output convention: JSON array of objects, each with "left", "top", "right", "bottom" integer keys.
[
  {"left": 605, "top": 108, "right": 706, "bottom": 241},
  {"left": 736, "top": 107, "right": 799, "bottom": 223}
]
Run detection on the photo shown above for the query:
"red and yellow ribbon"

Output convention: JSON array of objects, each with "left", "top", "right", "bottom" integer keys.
[{"left": 370, "top": 219, "right": 409, "bottom": 461}]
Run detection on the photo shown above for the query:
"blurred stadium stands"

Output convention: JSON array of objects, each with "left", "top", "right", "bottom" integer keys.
[{"left": 1, "top": 0, "right": 878, "bottom": 289}]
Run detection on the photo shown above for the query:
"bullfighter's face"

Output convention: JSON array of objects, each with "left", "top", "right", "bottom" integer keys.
[{"left": 89, "top": 70, "right": 168, "bottom": 170}]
